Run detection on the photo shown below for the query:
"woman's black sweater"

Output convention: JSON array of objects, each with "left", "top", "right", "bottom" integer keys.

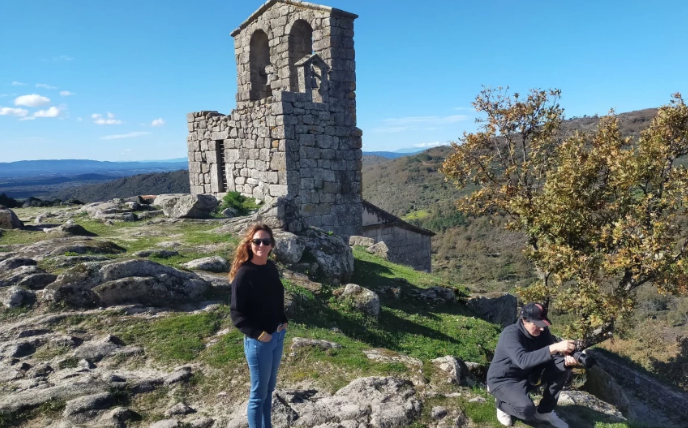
[{"left": 230, "top": 260, "right": 288, "bottom": 339}]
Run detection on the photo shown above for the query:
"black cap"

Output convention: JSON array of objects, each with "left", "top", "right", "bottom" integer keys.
[{"left": 521, "top": 303, "right": 552, "bottom": 328}]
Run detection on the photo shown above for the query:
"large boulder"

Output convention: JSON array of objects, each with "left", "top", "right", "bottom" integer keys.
[
  {"left": 44, "top": 259, "right": 211, "bottom": 307},
  {"left": 366, "top": 241, "right": 389, "bottom": 259},
  {"left": 466, "top": 293, "right": 518, "bottom": 327},
  {"left": 153, "top": 194, "right": 218, "bottom": 219},
  {"left": 336, "top": 284, "right": 380, "bottom": 318},
  {"left": 300, "top": 228, "right": 354, "bottom": 284},
  {"left": 272, "top": 231, "right": 306, "bottom": 265},
  {"left": 0, "top": 208, "right": 23, "bottom": 229}
]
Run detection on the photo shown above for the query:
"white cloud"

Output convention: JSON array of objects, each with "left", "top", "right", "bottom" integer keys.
[
  {"left": 36, "top": 83, "right": 57, "bottom": 89},
  {"left": 151, "top": 118, "right": 165, "bottom": 127},
  {"left": 0, "top": 106, "right": 29, "bottom": 117},
  {"left": 15, "top": 94, "right": 51, "bottom": 107},
  {"left": 53, "top": 55, "right": 74, "bottom": 62},
  {"left": 33, "top": 106, "right": 62, "bottom": 118},
  {"left": 11, "top": 81, "right": 27, "bottom": 86},
  {"left": 59, "top": 90, "right": 73, "bottom": 96},
  {"left": 77, "top": 117, "right": 83, "bottom": 122},
  {"left": 413, "top": 141, "right": 447, "bottom": 148},
  {"left": 100, "top": 132, "right": 150, "bottom": 140},
  {"left": 92, "top": 112, "right": 123, "bottom": 125}
]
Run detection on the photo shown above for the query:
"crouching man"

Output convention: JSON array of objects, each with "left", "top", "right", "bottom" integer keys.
[{"left": 486, "top": 303, "right": 577, "bottom": 428}]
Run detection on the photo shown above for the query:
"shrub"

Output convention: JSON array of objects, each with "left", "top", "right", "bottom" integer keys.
[{"left": 216, "top": 191, "right": 262, "bottom": 216}]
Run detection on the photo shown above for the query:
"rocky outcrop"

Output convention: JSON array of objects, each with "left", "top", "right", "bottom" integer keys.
[
  {"left": 134, "top": 249, "right": 179, "bottom": 258},
  {"left": 290, "top": 337, "right": 341, "bottom": 351},
  {"left": 16, "top": 237, "right": 126, "bottom": 261},
  {"left": 0, "top": 259, "right": 57, "bottom": 290},
  {"left": 431, "top": 356, "right": 478, "bottom": 387},
  {"left": 0, "top": 322, "right": 196, "bottom": 427},
  {"left": 409, "top": 286, "right": 456, "bottom": 304},
  {"left": 43, "top": 259, "right": 210, "bottom": 308},
  {"left": 466, "top": 293, "right": 517, "bottom": 327},
  {"left": 0, "top": 208, "right": 24, "bottom": 229},
  {"left": 45, "top": 220, "right": 96, "bottom": 237},
  {"left": 0, "top": 256, "right": 36, "bottom": 271},
  {"left": 80, "top": 201, "right": 136, "bottom": 222},
  {"left": 153, "top": 194, "right": 218, "bottom": 219},
  {"left": 182, "top": 256, "right": 229, "bottom": 273},
  {"left": 335, "top": 283, "right": 380, "bottom": 318},
  {"left": 225, "top": 377, "right": 421, "bottom": 428},
  {"left": 0, "top": 286, "right": 36, "bottom": 308},
  {"left": 348, "top": 235, "right": 375, "bottom": 247}
]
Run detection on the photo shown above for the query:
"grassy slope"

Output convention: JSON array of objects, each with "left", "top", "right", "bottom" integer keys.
[{"left": 1, "top": 210, "right": 646, "bottom": 427}]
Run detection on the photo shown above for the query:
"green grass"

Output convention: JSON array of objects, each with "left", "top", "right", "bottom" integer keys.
[
  {"left": 116, "top": 311, "right": 225, "bottom": 363},
  {"left": 0, "top": 208, "right": 648, "bottom": 427}
]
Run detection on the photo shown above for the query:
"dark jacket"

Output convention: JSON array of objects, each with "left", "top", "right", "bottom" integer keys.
[
  {"left": 486, "top": 320, "right": 556, "bottom": 391},
  {"left": 230, "top": 260, "right": 288, "bottom": 339}
]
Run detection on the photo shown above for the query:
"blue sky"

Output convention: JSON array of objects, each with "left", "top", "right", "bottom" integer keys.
[{"left": 1, "top": 0, "right": 687, "bottom": 162}]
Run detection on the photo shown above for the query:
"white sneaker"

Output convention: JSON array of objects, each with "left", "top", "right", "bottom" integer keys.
[
  {"left": 534, "top": 410, "right": 569, "bottom": 428},
  {"left": 496, "top": 408, "right": 513, "bottom": 426}
]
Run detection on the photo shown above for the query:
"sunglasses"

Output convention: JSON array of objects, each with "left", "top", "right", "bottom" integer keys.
[{"left": 251, "top": 238, "right": 273, "bottom": 246}]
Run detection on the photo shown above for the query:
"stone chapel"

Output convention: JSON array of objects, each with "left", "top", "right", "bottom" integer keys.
[{"left": 186, "top": 0, "right": 434, "bottom": 271}]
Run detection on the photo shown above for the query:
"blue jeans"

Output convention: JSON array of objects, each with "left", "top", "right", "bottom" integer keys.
[{"left": 244, "top": 329, "right": 285, "bottom": 428}]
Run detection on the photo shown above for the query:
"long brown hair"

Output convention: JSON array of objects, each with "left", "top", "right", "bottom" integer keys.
[{"left": 229, "top": 223, "right": 275, "bottom": 281}]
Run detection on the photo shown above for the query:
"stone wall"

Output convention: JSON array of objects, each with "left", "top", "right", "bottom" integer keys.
[
  {"left": 187, "top": 1, "right": 362, "bottom": 237},
  {"left": 361, "top": 202, "right": 433, "bottom": 272}
]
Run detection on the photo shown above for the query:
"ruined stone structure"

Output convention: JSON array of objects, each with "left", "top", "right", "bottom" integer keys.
[
  {"left": 187, "top": 0, "right": 361, "bottom": 236},
  {"left": 186, "top": 0, "right": 434, "bottom": 271},
  {"left": 362, "top": 201, "right": 434, "bottom": 272}
]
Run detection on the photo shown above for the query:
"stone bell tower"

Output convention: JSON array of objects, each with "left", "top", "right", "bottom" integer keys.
[{"left": 186, "top": 0, "right": 362, "bottom": 237}]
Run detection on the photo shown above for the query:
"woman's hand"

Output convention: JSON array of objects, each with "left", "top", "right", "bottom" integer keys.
[
  {"left": 258, "top": 332, "right": 272, "bottom": 342},
  {"left": 277, "top": 323, "right": 288, "bottom": 332}
]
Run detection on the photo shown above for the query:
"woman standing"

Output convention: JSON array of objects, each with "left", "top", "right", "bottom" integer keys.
[{"left": 230, "top": 223, "right": 288, "bottom": 428}]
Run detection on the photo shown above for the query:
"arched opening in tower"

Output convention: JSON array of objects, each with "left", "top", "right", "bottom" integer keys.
[
  {"left": 249, "top": 29, "right": 272, "bottom": 100},
  {"left": 288, "top": 19, "right": 313, "bottom": 92}
]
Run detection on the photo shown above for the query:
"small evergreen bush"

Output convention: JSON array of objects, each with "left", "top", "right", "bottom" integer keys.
[{"left": 216, "top": 191, "right": 262, "bottom": 216}]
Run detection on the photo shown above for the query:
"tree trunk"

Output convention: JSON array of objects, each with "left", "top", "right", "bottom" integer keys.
[{"left": 574, "top": 323, "right": 615, "bottom": 350}]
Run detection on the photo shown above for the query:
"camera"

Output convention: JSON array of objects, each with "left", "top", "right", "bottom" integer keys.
[{"left": 572, "top": 351, "right": 596, "bottom": 368}]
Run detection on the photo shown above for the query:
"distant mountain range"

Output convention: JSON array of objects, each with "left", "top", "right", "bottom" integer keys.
[
  {"left": 0, "top": 152, "right": 422, "bottom": 181},
  {"left": 0, "top": 159, "right": 188, "bottom": 179}
]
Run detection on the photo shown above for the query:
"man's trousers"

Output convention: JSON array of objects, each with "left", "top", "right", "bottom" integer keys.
[{"left": 490, "top": 359, "right": 571, "bottom": 420}]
